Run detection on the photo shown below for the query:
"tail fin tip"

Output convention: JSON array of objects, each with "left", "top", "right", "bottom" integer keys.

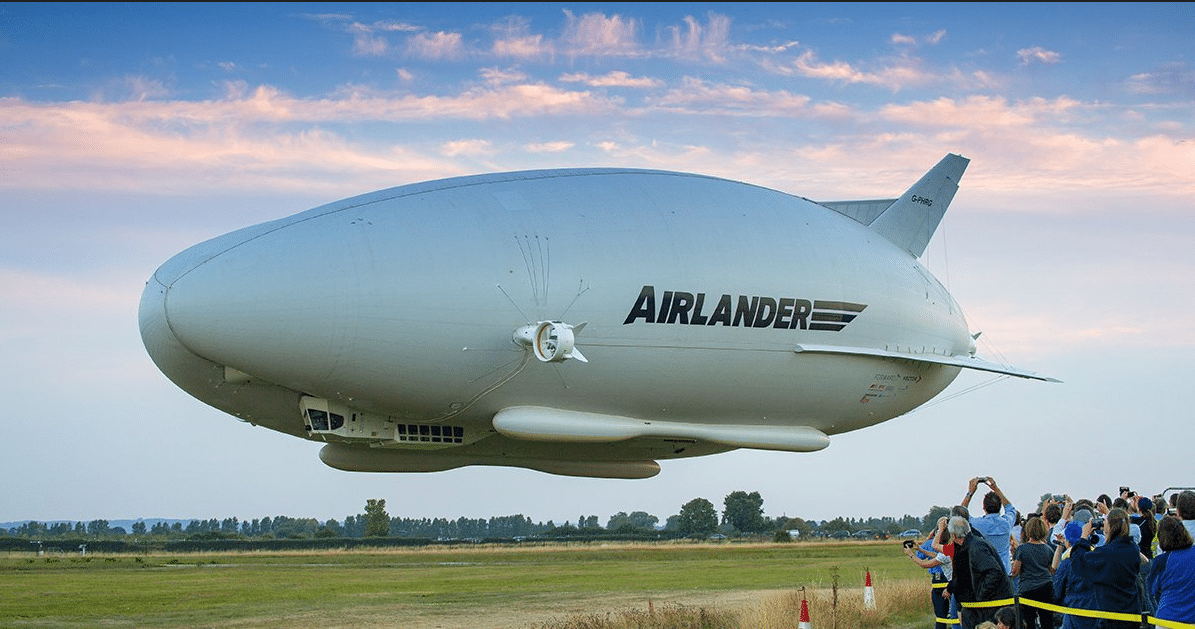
[{"left": 868, "top": 153, "right": 969, "bottom": 258}]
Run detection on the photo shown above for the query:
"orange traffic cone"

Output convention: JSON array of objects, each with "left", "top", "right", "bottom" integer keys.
[
  {"left": 799, "top": 595, "right": 812, "bottom": 629},
  {"left": 863, "top": 569, "right": 876, "bottom": 610}
]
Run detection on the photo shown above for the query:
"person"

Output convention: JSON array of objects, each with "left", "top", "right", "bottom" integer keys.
[
  {"left": 1152, "top": 494, "right": 1168, "bottom": 520},
  {"left": 945, "top": 515, "right": 1014, "bottom": 629},
  {"left": 1129, "top": 495, "right": 1156, "bottom": 559},
  {"left": 1072, "top": 501, "right": 1106, "bottom": 547},
  {"left": 962, "top": 476, "right": 1017, "bottom": 573},
  {"left": 1012, "top": 516, "right": 1055, "bottom": 629},
  {"left": 1147, "top": 515, "right": 1195, "bottom": 623},
  {"left": 906, "top": 517, "right": 954, "bottom": 629},
  {"left": 1111, "top": 497, "right": 1142, "bottom": 549},
  {"left": 1177, "top": 490, "right": 1195, "bottom": 540},
  {"left": 1053, "top": 521, "right": 1097, "bottom": 629},
  {"left": 993, "top": 605, "right": 1018, "bottom": 629},
  {"left": 1097, "top": 494, "right": 1113, "bottom": 512},
  {"left": 908, "top": 521, "right": 956, "bottom": 626},
  {"left": 1044, "top": 501, "right": 1064, "bottom": 552},
  {"left": 1068, "top": 507, "right": 1148, "bottom": 628}
]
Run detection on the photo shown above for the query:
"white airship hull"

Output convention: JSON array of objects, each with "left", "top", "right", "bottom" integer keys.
[{"left": 140, "top": 158, "right": 1050, "bottom": 478}]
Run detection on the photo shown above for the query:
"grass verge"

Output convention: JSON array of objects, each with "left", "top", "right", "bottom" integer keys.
[{"left": 0, "top": 540, "right": 936, "bottom": 628}]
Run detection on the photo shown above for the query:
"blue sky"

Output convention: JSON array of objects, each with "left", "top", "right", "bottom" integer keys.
[{"left": 2, "top": 3, "right": 1193, "bottom": 526}]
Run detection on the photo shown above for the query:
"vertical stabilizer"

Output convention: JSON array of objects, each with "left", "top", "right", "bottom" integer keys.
[{"left": 867, "top": 153, "right": 969, "bottom": 258}]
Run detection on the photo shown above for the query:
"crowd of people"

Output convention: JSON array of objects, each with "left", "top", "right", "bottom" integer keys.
[{"left": 902, "top": 477, "right": 1195, "bottom": 629}]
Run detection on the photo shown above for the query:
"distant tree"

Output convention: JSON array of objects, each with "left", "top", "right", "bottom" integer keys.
[
  {"left": 723, "top": 491, "right": 766, "bottom": 533},
  {"left": 270, "top": 516, "right": 319, "bottom": 538},
  {"left": 676, "top": 498, "right": 718, "bottom": 537},
  {"left": 131, "top": 521, "right": 147, "bottom": 535},
  {"left": 607, "top": 511, "right": 660, "bottom": 532},
  {"left": 87, "top": 519, "right": 110, "bottom": 537},
  {"left": 364, "top": 499, "right": 390, "bottom": 537},
  {"left": 14, "top": 521, "right": 47, "bottom": 538},
  {"left": 342, "top": 515, "right": 364, "bottom": 538},
  {"left": 607, "top": 512, "right": 632, "bottom": 531},
  {"left": 921, "top": 506, "right": 951, "bottom": 533},
  {"left": 627, "top": 511, "right": 659, "bottom": 530}
]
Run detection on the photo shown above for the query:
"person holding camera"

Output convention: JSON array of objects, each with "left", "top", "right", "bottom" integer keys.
[
  {"left": 1053, "top": 521, "right": 1098, "bottom": 629},
  {"left": 1068, "top": 507, "right": 1150, "bottom": 628},
  {"left": 906, "top": 517, "right": 955, "bottom": 629},
  {"left": 962, "top": 476, "right": 1017, "bottom": 573}
]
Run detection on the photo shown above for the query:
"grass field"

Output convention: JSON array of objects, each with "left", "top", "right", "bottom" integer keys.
[{"left": 0, "top": 540, "right": 936, "bottom": 628}]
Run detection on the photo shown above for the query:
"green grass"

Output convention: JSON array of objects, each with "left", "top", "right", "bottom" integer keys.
[{"left": 0, "top": 541, "right": 935, "bottom": 628}]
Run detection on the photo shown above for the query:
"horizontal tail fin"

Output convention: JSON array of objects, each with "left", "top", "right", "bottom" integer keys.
[{"left": 794, "top": 343, "right": 1060, "bottom": 383}]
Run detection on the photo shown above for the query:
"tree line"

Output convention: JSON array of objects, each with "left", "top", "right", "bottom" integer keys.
[{"left": 3, "top": 491, "right": 950, "bottom": 542}]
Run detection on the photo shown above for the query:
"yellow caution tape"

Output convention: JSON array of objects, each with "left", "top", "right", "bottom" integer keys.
[{"left": 952, "top": 597, "right": 1195, "bottom": 628}]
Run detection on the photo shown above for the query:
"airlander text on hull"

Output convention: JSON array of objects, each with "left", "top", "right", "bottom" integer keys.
[{"left": 623, "top": 286, "right": 866, "bottom": 332}]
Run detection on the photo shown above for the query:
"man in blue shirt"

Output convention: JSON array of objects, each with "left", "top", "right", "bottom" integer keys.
[{"left": 962, "top": 476, "right": 1017, "bottom": 573}]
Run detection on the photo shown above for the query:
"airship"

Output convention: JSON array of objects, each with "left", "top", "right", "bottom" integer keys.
[{"left": 139, "top": 153, "right": 1054, "bottom": 479}]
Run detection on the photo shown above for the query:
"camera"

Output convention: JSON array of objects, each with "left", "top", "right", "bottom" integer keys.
[
  {"left": 903, "top": 540, "right": 916, "bottom": 549},
  {"left": 1120, "top": 486, "right": 1131, "bottom": 495},
  {"left": 976, "top": 476, "right": 989, "bottom": 483},
  {"left": 1091, "top": 516, "right": 1105, "bottom": 528},
  {"left": 1053, "top": 494, "right": 1066, "bottom": 502}
]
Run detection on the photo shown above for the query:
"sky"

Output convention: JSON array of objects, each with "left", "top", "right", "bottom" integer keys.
[{"left": 2, "top": 3, "right": 1193, "bottom": 529}]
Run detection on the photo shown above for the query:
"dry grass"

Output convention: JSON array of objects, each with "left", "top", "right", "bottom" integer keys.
[{"left": 529, "top": 572, "right": 931, "bottom": 629}]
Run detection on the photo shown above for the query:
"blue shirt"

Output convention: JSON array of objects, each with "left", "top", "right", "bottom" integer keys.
[
  {"left": 918, "top": 538, "right": 943, "bottom": 577},
  {"left": 1070, "top": 535, "right": 1145, "bottom": 616},
  {"left": 1149, "top": 547, "right": 1195, "bottom": 622},
  {"left": 1054, "top": 554, "right": 1097, "bottom": 629},
  {"left": 971, "top": 503, "right": 1017, "bottom": 573}
]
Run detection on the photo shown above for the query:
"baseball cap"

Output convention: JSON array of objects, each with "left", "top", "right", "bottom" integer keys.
[{"left": 1064, "top": 521, "right": 1085, "bottom": 545}]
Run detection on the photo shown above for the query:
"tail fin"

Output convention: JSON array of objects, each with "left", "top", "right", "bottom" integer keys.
[{"left": 866, "top": 153, "right": 969, "bottom": 258}]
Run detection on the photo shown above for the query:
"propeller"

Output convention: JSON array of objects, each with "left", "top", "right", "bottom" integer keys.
[{"left": 513, "top": 321, "right": 589, "bottom": 363}]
